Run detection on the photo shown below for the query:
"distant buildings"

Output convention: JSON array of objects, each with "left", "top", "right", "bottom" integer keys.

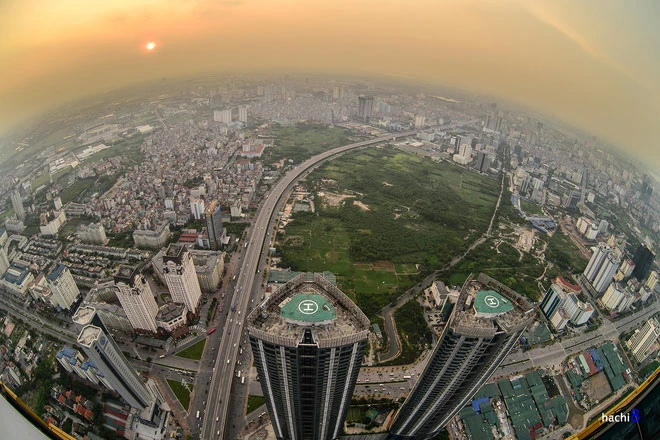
[
  {"left": 626, "top": 318, "right": 660, "bottom": 363},
  {"left": 247, "top": 273, "right": 370, "bottom": 440},
  {"left": 389, "top": 273, "right": 535, "bottom": 439},
  {"left": 358, "top": 95, "right": 374, "bottom": 122},
  {"left": 114, "top": 266, "right": 159, "bottom": 333},
  {"left": 213, "top": 109, "right": 232, "bottom": 124},
  {"left": 190, "top": 198, "right": 205, "bottom": 221},
  {"left": 133, "top": 221, "right": 170, "bottom": 249},
  {"left": 453, "top": 143, "right": 473, "bottom": 165},
  {"left": 238, "top": 106, "right": 248, "bottom": 123},
  {"left": 45, "top": 264, "right": 80, "bottom": 310},
  {"left": 77, "top": 223, "right": 107, "bottom": 244},
  {"left": 162, "top": 244, "right": 202, "bottom": 314}
]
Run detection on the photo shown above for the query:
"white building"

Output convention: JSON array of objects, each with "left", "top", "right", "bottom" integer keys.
[
  {"left": 190, "top": 198, "right": 205, "bottom": 220},
  {"left": 601, "top": 283, "right": 635, "bottom": 313},
  {"left": 39, "top": 209, "right": 67, "bottom": 236},
  {"left": 627, "top": 318, "right": 660, "bottom": 363},
  {"left": 592, "top": 253, "right": 621, "bottom": 294},
  {"left": 114, "top": 266, "right": 159, "bottom": 333},
  {"left": 238, "top": 106, "right": 248, "bottom": 123},
  {"left": 1, "top": 263, "right": 34, "bottom": 296},
  {"left": 77, "top": 223, "right": 107, "bottom": 244},
  {"left": 45, "top": 264, "right": 80, "bottom": 310},
  {"left": 133, "top": 221, "right": 170, "bottom": 249},
  {"left": 584, "top": 243, "right": 610, "bottom": 282},
  {"left": 213, "top": 109, "right": 232, "bottom": 124},
  {"left": 162, "top": 244, "right": 202, "bottom": 314},
  {"left": 645, "top": 271, "right": 659, "bottom": 294}
]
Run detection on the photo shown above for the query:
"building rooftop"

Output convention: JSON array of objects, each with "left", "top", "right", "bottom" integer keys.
[
  {"left": 451, "top": 273, "right": 536, "bottom": 337},
  {"left": 156, "top": 302, "right": 186, "bottom": 322},
  {"left": 248, "top": 272, "right": 369, "bottom": 348},
  {"left": 280, "top": 293, "right": 336, "bottom": 324},
  {"left": 72, "top": 306, "right": 97, "bottom": 326},
  {"left": 163, "top": 243, "right": 186, "bottom": 264},
  {"left": 114, "top": 265, "right": 138, "bottom": 285},
  {"left": 77, "top": 325, "right": 103, "bottom": 348},
  {"left": 46, "top": 264, "right": 67, "bottom": 282}
]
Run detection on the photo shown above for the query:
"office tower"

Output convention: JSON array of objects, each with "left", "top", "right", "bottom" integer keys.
[
  {"left": 190, "top": 198, "right": 205, "bottom": 220},
  {"left": 540, "top": 283, "right": 593, "bottom": 330},
  {"left": 213, "top": 108, "right": 232, "bottom": 124},
  {"left": 389, "top": 273, "right": 535, "bottom": 440},
  {"left": 632, "top": 243, "right": 655, "bottom": 282},
  {"left": 205, "top": 200, "right": 223, "bottom": 250},
  {"left": 358, "top": 95, "right": 374, "bottom": 122},
  {"left": 626, "top": 318, "right": 660, "bottom": 363},
  {"left": 10, "top": 189, "right": 25, "bottom": 221},
  {"left": 238, "top": 106, "right": 248, "bottom": 123},
  {"left": 247, "top": 273, "right": 370, "bottom": 440},
  {"left": 162, "top": 244, "right": 202, "bottom": 314},
  {"left": 45, "top": 264, "right": 80, "bottom": 310},
  {"left": 114, "top": 266, "right": 159, "bottom": 332},
  {"left": 474, "top": 151, "right": 491, "bottom": 173},
  {"left": 73, "top": 306, "right": 155, "bottom": 410},
  {"left": 592, "top": 253, "right": 621, "bottom": 294}
]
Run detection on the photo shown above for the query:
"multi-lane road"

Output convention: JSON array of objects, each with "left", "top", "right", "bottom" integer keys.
[{"left": 201, "top": 132, "right": 416, "bottom": 439}]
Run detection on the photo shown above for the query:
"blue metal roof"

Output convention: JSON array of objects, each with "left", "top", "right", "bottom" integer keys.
[{"left": 46, "top": 264, "right": 67, "bottom": 282}]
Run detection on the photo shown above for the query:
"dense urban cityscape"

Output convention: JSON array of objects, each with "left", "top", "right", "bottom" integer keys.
[{"left": 0, "top": 75, "right": 658, "bottom": 440}]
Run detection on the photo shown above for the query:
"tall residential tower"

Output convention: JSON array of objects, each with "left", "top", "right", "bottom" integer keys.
[
  {"left": 247, "top": 273, "right": 370, "bottom": 440},
  {"left": 388, "top": 273, "right": 535, "bottom": 440},
  {"left": 162, "top": 244, "right": 202, "bottom": 314},
  {"left": 114, "top": 266, "right": 159, "bottom": 332}
]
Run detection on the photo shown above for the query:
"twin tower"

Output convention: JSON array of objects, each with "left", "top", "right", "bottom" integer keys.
[{"left": 246, "top": 272, "right": 535, "bottom": 440}]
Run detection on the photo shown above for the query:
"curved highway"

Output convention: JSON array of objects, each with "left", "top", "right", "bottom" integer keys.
[{"left": 201, "top": 131, "right": 415, "bottom": 439}]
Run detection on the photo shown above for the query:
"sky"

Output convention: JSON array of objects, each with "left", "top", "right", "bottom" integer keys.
[{"left": 1, "top": 0, "right": 659, "bottom": 170}]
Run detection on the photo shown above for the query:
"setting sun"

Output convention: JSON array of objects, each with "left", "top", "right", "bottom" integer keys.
[{"left": 145, "top": 41, "right": 156, "bottom": 51}]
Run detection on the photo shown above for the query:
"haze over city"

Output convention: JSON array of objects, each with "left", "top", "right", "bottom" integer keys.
[{"left": 1, "top": 0, "right": 659, "bottom": 170}]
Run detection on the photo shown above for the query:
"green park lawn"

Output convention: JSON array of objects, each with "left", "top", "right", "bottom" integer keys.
[
  {"left": 167, "top": 379, "right": 192, "bottom": 410},
  {"left": 174, "top": 339, "right": 206, "bottom": 360}
]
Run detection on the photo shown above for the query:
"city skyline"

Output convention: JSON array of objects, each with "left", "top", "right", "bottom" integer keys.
[{"left": 1, "top": 1, "right": 659, "bottom": 171}]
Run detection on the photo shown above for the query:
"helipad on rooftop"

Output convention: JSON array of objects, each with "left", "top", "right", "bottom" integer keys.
[{"left": 280, "top": 293, "right": 336, "bottom": 323}]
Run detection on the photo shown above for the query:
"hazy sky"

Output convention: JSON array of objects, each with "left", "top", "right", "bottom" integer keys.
[{"left": 1, "top": 0, "right": 659, "bottom": 169}]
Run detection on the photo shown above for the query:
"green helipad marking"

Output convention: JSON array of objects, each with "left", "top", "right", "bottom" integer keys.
[
  {"left": 474, "top": 290, "right": 513, "bottom": 315},
  {"left": 280, "top": 294, "right": 336, "bottom": 323}
]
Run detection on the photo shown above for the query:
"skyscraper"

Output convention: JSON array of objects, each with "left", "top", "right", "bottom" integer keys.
[
  {"left": 358, "top": 95, "right": 374, "bottom": 123},
  {"left": 592, "top": 253, "right": 621, "bottom": 294},
  {"left": 45, "top": 264, "right": 80, "bottom": 310},
  {"left": 10, "top": 188, "right": 25, "bottom": 221},
  {"left": 247, "top": 273, "right": 369, "bottom": 440},
  {"left": 73, "top": 306, "right": 155, "bottom": 410},
  {"left": 205, "top": 200, "right": 223, "bottom": 250},
  {"left": 162, "top": 244, "right": 202, "bottom": 314},
  {"left": 632, "top": 243, "right": 655, "bottom": 282},
  {"left": 190, "top": 198, "right": 205, "bottom": 220},
  {"left": 389, "top": 273, "right": 535, "bottom": 440},
  {"left": 114, "top": 265, "right": 159, "bottom": 332}
]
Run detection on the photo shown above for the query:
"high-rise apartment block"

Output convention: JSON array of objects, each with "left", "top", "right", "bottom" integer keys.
[
  {"left": 205, "top": 200, "right": 223, "bottom": 251},
  {"left": 73, "top": 306, "right": 155, "bottom": 410},
  {"left": 114, "top": 266, "right": 159, "bottom": 332},
  {"left": 45, "top": 264, "right": 80, "bottom": 310},
  {"left": 213, "top": 109, "right": 232, "bottom": 124},
  {"left": 389, "top": 273, "right": 535, "bottom": 439},
  {"left": 584, "top": 243, "right": 620, "bottom": 294},
  {"left": 162, "top": 244, "right": 202, "bottom": 314},
  {"left": 238, "top": 106, "right": 248, "bottom": 123},
  {"left": 247, "top": 273, "right": 370, "bottom": 440},
  {"left": 77, "top": 223, "right": 107, "bottom": 244},
  {"left": 540, "top": 281, "right": 593, "bottom": 330},
  {"left": 190, "top": 198, "right": 205, "bottom": 220},
  {"left": 626, "top": 318, "right": 660, "bottom": 363},
  {"left": 358, "top": 96, "right": 374, "bottom": 123},
  {"left": 600, "top": 283, "right": 635, "bottom": 314},
  {"left": 10, "top": 188, "right": 25, "bottom": 221},
  {"left": 632, "top": 243, "right": 655, "bottom": 282}
]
